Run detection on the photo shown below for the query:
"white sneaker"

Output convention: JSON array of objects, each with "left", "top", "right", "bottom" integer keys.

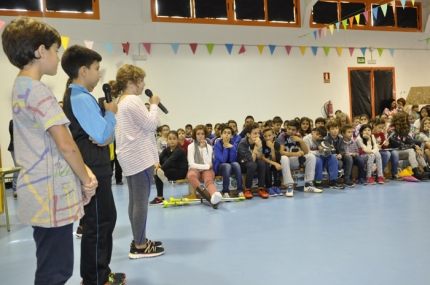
[
  {"left": 223, "top": 193, "right": 230, "bottom": 199},
  {"left": 211, "top": 192, "right": 222, "bottom": 204},
  {"left": 304, "top": 183, "right": 323, "bottom": 193},
  {"left": 156, "top": 168, "right": 168, "bottom": 183},
  {"left": 285, "top": 187, "right": 294, "bottom": 197},
  {"left": 238, "top": 192, "right": 244, "bottom": 198}
]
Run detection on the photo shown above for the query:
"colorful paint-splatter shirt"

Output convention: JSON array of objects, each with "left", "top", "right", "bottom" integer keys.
[{"left": 12, "top": 77, "right": 84, "bottom": 228}]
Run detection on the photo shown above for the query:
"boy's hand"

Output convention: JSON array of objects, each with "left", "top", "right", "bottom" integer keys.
[
  {"left": 336, "top": 154, "right": 342, "bottom": 159},
  {"left": 154, "top": 163, "right": 161, "bottom": 174},
  {"left": 89, "top": 136, "right": 112, "bottom": 147},
  {"left": 317, "top": 146, "right": 323, "bottom": 153},
  {"left": 104, "top": 100, "right": 118, "bottom": 114},
  {"left": 82, "top": 166, "right": 97, "bottom": 205},
  {"left": 274, "top": 162, "right": 282, "bottom": 170},
  {"left": 149, "top": 94, "right": 161, "bottom": 105},
  {"left": 266, "top": 140, "right": 274, "bottom": 149},
  {"left": 291, "top": 136, "right": 301, "bottom": 142},
  {"left": 254, "top": 137, "right": 262, "bottom": 148},
  {"left": 296, "top": 150, "right": 304, "bottom": 157}
]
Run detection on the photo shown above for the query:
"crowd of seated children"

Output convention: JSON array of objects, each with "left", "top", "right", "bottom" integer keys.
[{"left": 157, "top": 124, "right": 170, "bottom": 154}]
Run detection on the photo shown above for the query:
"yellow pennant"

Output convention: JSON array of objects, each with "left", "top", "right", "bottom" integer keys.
[
  {"left": 258, "top": 45, "right": 265, "bottom": 54},
  {"left": 412, "top": 0, "right": 415, "bottom": 5},
  {"left": 61, "top": 36, "right": 70, "bottom": 50},
  {"left": 355, "top": 14, "right": 360, "bottom": 24},
  {"left": 300, "top": 46, "right": 307, "bottom": 55},
  {"left": 336, "top": 47, "right": 342, "bottom": 56},
  {"left": 329, "top": 25, "right": 334, "bottom": 35}
]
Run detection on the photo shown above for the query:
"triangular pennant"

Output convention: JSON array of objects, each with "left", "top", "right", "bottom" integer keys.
[
  {"left": 104, "top": 42, "right": 113, "bottom": 55},
  {"left": 373, "top": 7, "right": 379, "bottom": 20},
  {"left": 323, "top": 27, "right": 327, "bottom": 37},
  {"left": 427, "top": 38, "right": 430, "bottom": 44},
  {"left": 323, "top": 46, "right": 330, "bottom": 56},
  {"left": 318, "top": 29, "right": 322, "bottom": 38},
  {"left": 349, "top": 16, "right": 354, "bottom": 26},
  {"left": 307, "top": 33, "right": 312, "bottom": 39},
  {"left": 0, "top": 20, "right": 5, "bottom": 30},
  {"left": 206, "top": 43, "right": 214, "bottom": 55},
  {"left": 143, "top": 43, "right": 151, "bottom": 54},
  {"left": 122, "top": 42, "right": 130, "bottom": 55},
  {"left": 377, "top": 48, "right": 384, "bottom": 57},
  {"left": 257, "top": 45, "right": 265, "bottom": 54},
  {"left": 311, "top": 46, "right": 318, "bottom": 56},
  {"left": 336, "top": 47, "right": 342, "bottom": 56},
  {"left": 300, "top": 46, "right": 307, "bottom": 55},
  {"left": 61, "top": 36, "right": 70, "bottom": 50},
  {"left": 349, "top": 47, "right": 355, "bottom": 56},
  {"left": 269, "top": 45, "right": 276, "bottom": 55},
  {"left": 285, "top": 45, "right": 292, "bottom": 55},
  {"left": 238, "top": 44, "right": 246, "bottom": 54},
  {"left": 360, "top": 47, "right": 367, "bottom": 56},
  {"left": 400, "top": 0, "right": 406, "bottom": 8},
  {"left": 329, "top": 25, "right": 334, "bottom": 35},
  {"left": 363, "top": 11, "right": 369, "bottom": 22},
  {"left": 391, "top": 1, "right": 396, "bottom": 14},
  {"left": 342, "top": 19, "right": 348, "bottom": 30},
  {"left": 171, "top": 43, "right": 179, "bottom": 54},
  {"left": 355, "top": 14, "right": 360, "bottom": 24},
  {"left": 412, "top": 0, "right": 415, "bottom": 6},
  {"left": 313, "top": 31, "right": 317, "bottom": 39},
  {"left": 225, "top": 43, "right": 233, "bottom": 54},
  {"left": 190, "top": 43, "right": 198, "bottom": 54},
  {"left": 84, "top": 40, "right": 94, "bottom": 50},
  {"left": 381, "top": 4, "right": 388, "bottom": 16},
  {"left": 389, "top": 48, "right": 395, "bottom": 57},
  {"left": 336, "top": 22, "right": 340, "bottom": 32}
]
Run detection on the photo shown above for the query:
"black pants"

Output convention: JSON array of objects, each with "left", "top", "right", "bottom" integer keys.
[
  {"left": 240, "top": 159, "right": 266, "bottom": 189},
  {"left": 81, "top": 175, "right": 117, "bottom": 285},
  {"left": 155, "top": 167, "right": 187, "bottom": 197},
  {"left": 110, "top": 141, "right": 123, "bottom": 183},
  {"left": 265, "top": 163, "right": 282, "bottom": 187},
  {"left": 33, "top": 224, "right": 74, "bottom": 285}
]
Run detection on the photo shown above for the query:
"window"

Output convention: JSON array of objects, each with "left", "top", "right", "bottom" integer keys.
[
  {"left": 311, "top": 0, "right": 421, "bottom": 32},
  {"left": 0, "top": 0, "right": 100, "bottom": 20},
  {"left": 152, "top": 0, "right": 301, "bottom": 27}
]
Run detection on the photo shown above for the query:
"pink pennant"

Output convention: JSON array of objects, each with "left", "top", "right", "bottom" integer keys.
[
  {"left": 190, "top": 43, "right": 198, "bottom": 54},
  {"left": 143, "top": 43, "right": 151, "bottom": 54},
  {"left": 122, "top": 42, "right": 130, "bottom": 55},
  {"left": 349, "top": 47, "right": 355, "bottom": 56},
  {"left": 363, "top": 11, "right": 369, "bottom": 22},
  {"left": 0, "top": 20, "right": 5, "bottom": 30},
  {"left": 239, "top": 44, "right": 246, "bottom": 54},
  {"left": 318, "top": 29, "right": 322, "bottom": 38},
  {"left": 285, "top": 45, "right": 292, "bottom": 55}
]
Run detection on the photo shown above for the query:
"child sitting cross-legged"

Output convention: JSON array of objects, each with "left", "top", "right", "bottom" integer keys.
[
  {"left": 340, "top": 124, "right": 367, "bottom": 185},
  {"left": 261, "top": 127, "right": 283, "bottom": 196}
]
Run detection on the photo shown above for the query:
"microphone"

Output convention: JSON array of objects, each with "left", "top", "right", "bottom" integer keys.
[
  {"left": 102, "top": 84, "right": 112, "bottom": 103},
  {"left": 145, "top": 89, "right": 168, "bottom": 114}
]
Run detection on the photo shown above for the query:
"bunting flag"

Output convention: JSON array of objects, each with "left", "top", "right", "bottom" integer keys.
[
  {"left": 84, "top": 40, "right": 94, "bottom": 50},
  {"left": 400, "top": 0, "right": 406, "bottom": 8},
  {"left": 355, "top": 14, "right": 360, "bottom": 24},
  {"left": 311, "top": 46, "right": 318, "bottom": 56},
  {"left": 329, "top": 25, "right": 334, "bottom": 35},
  {"left": 412, "top": 0, "right": 415, "bottom": 6},
  {"left": 342, "top": 19, "right": 348, "bottom": 30},
  {"left": 389, "top": 48, "right": 395, "bottom": 57},
  {"left": 285, "top": 45, "right": 292, "bottom": 55},
  {"left": 143, "top": 43, "right": 151, "bottom": 54},
  {"left": 171, "top": 43, "right": 179, "bottom": 54},
  {"left": 391, "top": 1, "right": 396, "bottom": 14},
  {"left": 323, "top": 46, "right": 330, "bottom": 56},
  {"left": 360, "top": 47, "right": 367, "bottom": 56},
  {"left": 238, "top": 44, "right": 246, "bottom": 54},
  {"left": 61, "top": 36, "right": 70, "bottom": 50},
  {"left": 336, "top": 22, "right": 340, "bottom": 32},
  {"left": 258, "top": 45, "right": 265, "bottom": 54},
  {"left": 373, "top": 7, "right": 379, "bottom": 20},
  {"left": 308, "top": 33, "right": 312, "bottom": 40},
  {"left": 104, "top": 42, "right": 113, "bottom": 55},
  {"left": 349, "top": 16, "right": 354, "bottom": 27},
  {"left": 427, "top": 38, "right": 430, "bottom": 44},
  {"left": 225, "top": 43, "right": 233, "bottom": 54},
  {"left": 206, "top": 43, "right": 214, "bottom": 55},
  {"left": 313, "top": 31, "right": 317, "bottom": 40},
  {"left": 323, "top": 27, "right": 327, "bottom": 37},
  {"left": 336, "top": 47, "right": 342, "bottom": 56},
  {"left": 269, "top": 45, "right": 276, "bottom": 55},
  {"left": 349, "top": 47, "right": 355, "bottom": 56},
  {"left": 377, "top": 48, "right": 384, "bottom": 57},
  {"left": 318, "top": 29, "right": 322, "bottom": 38},
  {"left": 381, "top": 4, "right": 388, "bottom": 16},
  {"left": 122, "top": 42, "right": 130, "bottom": 55},
  {"left": 190, "top": 43, "right": 198, "bottom": 54},
  {"left": 300, "top": 46, "right": 307, "bottom": 55},
  {"left": 363, "top": 11, "right": 369, "bottom": 22},
  {"left": 0, "top": 20, "right": 5, "bottom": 30}
]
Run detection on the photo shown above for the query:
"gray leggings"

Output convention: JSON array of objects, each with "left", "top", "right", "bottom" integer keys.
[
  {"left": 126, "top": 166, "right": 153, "bottom": 246},
  {"left": 360, "top": 152, "right": 383, "bottom": 178},
  {"left": 398, "top": 148, "right": 427, "bottom": 168}
]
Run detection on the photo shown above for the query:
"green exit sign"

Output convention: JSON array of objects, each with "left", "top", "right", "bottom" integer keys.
[{"left": 357, "top": 57, "right": 365, "bottom": 64}]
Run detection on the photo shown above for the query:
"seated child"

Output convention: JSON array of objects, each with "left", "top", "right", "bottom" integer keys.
[
  {"left": 303, "top": 126, "right": 345, "bottom": 190},
  {"left": 352, "top": 116, "right": 361, "bottom": 139},
  {"left": 277, "top": 120, "right": 318, "bottom": 195},
  {"left": 177, "top": 128, "right": 191, "bottom": 154},
  {"left": 356, "top": 124, "right": 385, "bottom": 185},
  {"left": 325, "top": 121, "right": 355, "bottom": 187},
  {"left": 151, "top": 131, "right": 188, "bottom": 204},
  {"left": 313, "top": 117, "right": 326, "bottom": 131},
  {"left": 272, "top": 116, "right": 283, "bottom": 139},
  {"left": 261, "top": 127, "right": 283, "bottom": 196},
  {"left": 228, "top": 119, "right": 242, "bottom": 146},
  {"left": 210, "top": 123, "right": 221, "bottom": 145},
  {"left": 336, "top": 112, "right": 351, "bottom": 126},
  {"left": 299, "top": 117, "right": 312, "bottom": 138},
  {"left": 418, "top": 117, "right": 430, "bottom": 163},
  {"left": 239, "top": 115, "right": 255, "bottom": 138},
  {"left": 187, "top": 125, "right": 223, "bottom": 208},
  {"left": 237, "top": 122, "right": 268, "bottom": 199},
  {"left": 206, "top": 123, "right": 214, "bottom": 139},
  {"left": 213, "top": 125, "right": 243, "bottom": 198},
  {"left": 185, "top": 124, "right": 194, "bottom": 142},
  {"left": 354, "top": 114, "right": 369, "bottom": 138},
  {"left": 340, "top": 124, "right": 366, "bottom": 184},
  {"left": 156, "top": 124, "right": 170, "bottom": 154}
]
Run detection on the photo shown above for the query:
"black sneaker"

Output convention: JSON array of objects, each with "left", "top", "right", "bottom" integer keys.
[
  {"left": 329, "top": 180, "right": 345, "bottom": 189},
  {"left": 131, "top": 239, "right": 163, "bottom": 248},
  {"left": 129, "top": 240, "right": 165, "bottom": 259},
  {"left": 149, "top": 197, "right": 164, "bottom": 205},
  {"left": 315, "top": 182, "right": 324, "bottom": 190},
  {"left": 109, "top": 271, "right": 126, "bottom": 282},
  {"left": 13, "top": 191, "right": 17, "bottom": 200},
  {"left": 76, "top": 226, "right": 83, "bottom": 238},
  {"left": 344, "top": 179, "right": 356, "bottom": 188}
]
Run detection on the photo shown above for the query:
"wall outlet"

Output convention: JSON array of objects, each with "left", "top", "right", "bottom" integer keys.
[{"left": 133, "top": 55, "right": 147, "bottom": 60}]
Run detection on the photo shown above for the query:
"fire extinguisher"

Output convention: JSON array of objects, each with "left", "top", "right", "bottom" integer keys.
[{"left": 324, "top": 101, "right": 333, "bottom": 117}]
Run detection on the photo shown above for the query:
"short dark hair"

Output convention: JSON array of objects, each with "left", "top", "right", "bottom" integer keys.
[
  {"left": 168, "top": 131, "right": 178, "bottom": 138},
  {"left": 244, "top": 122, "right": 260, "bottom": 134},
  {"left": 227, "top": 120, "right": 237, "bottom": 127},
  {"left": 397, "top": 98, "right": 406, "bottom": 106},
  {"left": 61, "top": 45, "right": 102, "bottom": 79},
  {"left": 221, "top": 125, "right": 233, "bottom": 134},
  {"left": 360, "top": 114, "right": 369, "bottom": 120},
  {"left": 245, "top": 115, "right": 254, "bottom": 122},
  {"left": 206, "top": 123, "right": 212, "bottom": 127},
  {"left": 177, "top": 128, "right": 185, "bottom": 133},
  {"left": 262, "top": 127, "right": 274, "bottom": 134},
  {"left": 326, "top": 121, "right": 340, "bottom": 130},
  {"left": 272, "top": 116, "right": 283, "bottom": 124},
  {"left": 340, "top": 124, "right": 353, "bottom": 134},
  {"left": 185, "top": 124, "right": 192, "bottom": 129},
  {"left": 264, "top": 120, "right": 273, "bottom": 127},
  {"left": 286, "top": 120, "right": 300, "bottom": 130},
  {"left": 314, "top": 126, "right": 327, "bottom": 137},
  {"left": 2, "top": 17, "right": 61, "bottom": 69},
  {"left": 315, "top": 117, "right": 326, "bottom": 124}
]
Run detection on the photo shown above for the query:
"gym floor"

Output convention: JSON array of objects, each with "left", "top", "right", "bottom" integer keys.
[{"left": 1, "top": 180, "right": 429, "bottom": 285}]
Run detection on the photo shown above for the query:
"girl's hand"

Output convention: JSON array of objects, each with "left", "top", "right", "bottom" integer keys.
[
  {"left": 365, "top": 149, "right": 372, "bottom": 154},
  {"left": 274, "top": 163, "right": 282, "bottom": 171},
  {"left": 200, "top": 139, "right": 207, "bottom": 148},
  {"left": 383, "top": 141, "right": 389, "bottom": 146}
]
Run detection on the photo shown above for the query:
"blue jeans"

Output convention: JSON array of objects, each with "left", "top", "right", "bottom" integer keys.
[
  {"left": 352, "top": 156, "right": 365, "bottom": 179},
  {"left": 315, "top": 154, "right": 338, "bottom": 181},
  {"left": 380, "top": 150, "right": 399, "bottom": 175},
  {"left": 218, "top": 162, "right": 243, "bottom": 193}
]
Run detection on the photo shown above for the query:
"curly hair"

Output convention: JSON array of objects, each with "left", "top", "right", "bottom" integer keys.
[
  {"left": 391, "top": 112, "right": 410, "bottom": 135},
  {"left": 109, "top": 64, "right": 146, "bottom": 98},
  {"left": 192, "top": 125, "right": 210, "bottom": 140},
  {"left": 336, "top": 112, "right": 351, "bottom": 126}
]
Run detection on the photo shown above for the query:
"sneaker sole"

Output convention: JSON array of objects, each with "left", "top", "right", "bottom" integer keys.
[
  {"left": 75, "top": 234, "right": 82, "bottom": 238},
  {"left": 285, "top": 193, "right": 294, "bottom": 197},
  {"left": 269, "top": 194, "right": 277, "bottom": 197},
  {"left": 329, "top": 187, "right": 345, "bottom": 190},
  {"left": 345, "top": 184, "right": 356, "bottom": 188},
  {"left": 129, "top": 251, "right": 165, "bottom": 259}
]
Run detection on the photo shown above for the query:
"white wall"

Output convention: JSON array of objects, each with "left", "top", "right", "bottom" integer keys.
[{"left": 1, "top": 0, "right": 430, "bottom": 166}]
